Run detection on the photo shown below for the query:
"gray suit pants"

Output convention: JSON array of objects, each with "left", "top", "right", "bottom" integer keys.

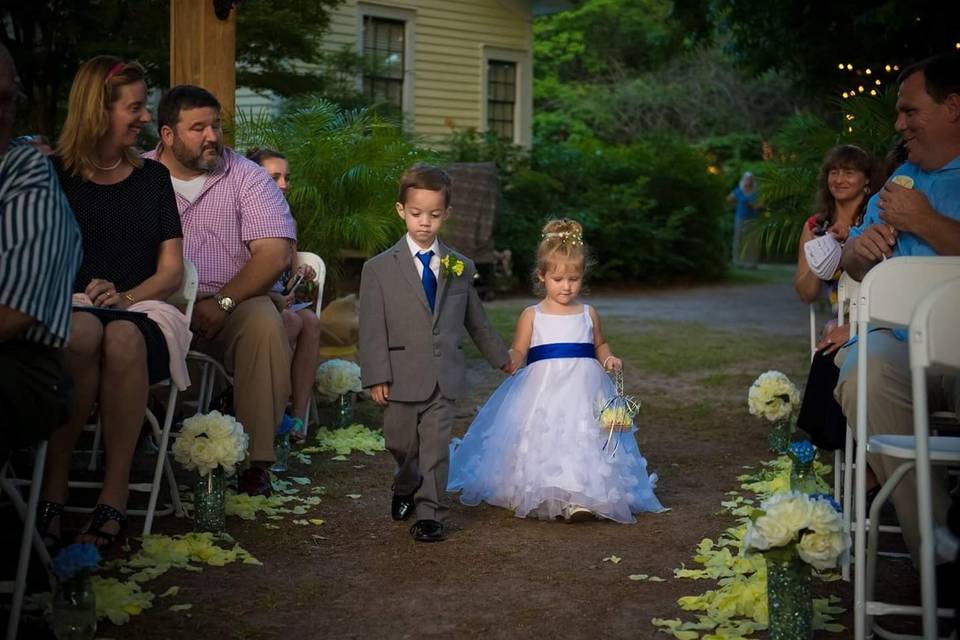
[{"left": 384, "top": 385, "right": 455, "bottom": 522}]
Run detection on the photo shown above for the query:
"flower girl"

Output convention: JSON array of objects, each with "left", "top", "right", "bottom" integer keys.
[{"left": 447, "top": 219, "right": 664, "bottom": 522}]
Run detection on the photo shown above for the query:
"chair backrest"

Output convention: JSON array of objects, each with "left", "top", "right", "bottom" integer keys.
[
  {"left": 859, "top": 257, "right": 960, "bottom": 327},
  {"left": 910, "top": 277, "right": 960, "bottom": 371},
  {"left": 295, "top": 251, "right": 326, "bottom": 316},
  {"left": 167, "top": 258, "right": 200, "bottom": 319},
  {"left": 836, "top": 271, "right": 859, "bottom": 328}
]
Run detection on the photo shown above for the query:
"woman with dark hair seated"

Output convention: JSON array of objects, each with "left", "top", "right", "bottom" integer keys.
[
  {"left": 39, "top": 56, "right": 184, "bottom": 548},
  {"left": 247, "top": 147, "right": 321, "bottom": 440}
]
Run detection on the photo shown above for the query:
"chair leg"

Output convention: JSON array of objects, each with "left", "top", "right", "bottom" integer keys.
[
  {"left": 911, "top": 366, "right": 939, "bottom": 640},
  {"left": 843, "top": 426, "right": 854, "bottom": 582},
  {"left": 854, "top": 325, "right": 870, "bottom": 640},
  {"left": 87, "top": 416, "right": 102, "bottom": 471},
  {"left": 865, "top": 460, "right": 913, "bottom": 631},
  {"left": 5, "top": 441, "right": 48, "bottom": 640},
  {"left": 143, "top": 386, "right": 180, "bottom": 536}
]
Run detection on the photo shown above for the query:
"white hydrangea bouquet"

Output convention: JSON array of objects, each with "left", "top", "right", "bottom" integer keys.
[
  {"left": 748, "top": 370, "right": 800, "bottom": 453},
  {"left": 172, "top": 411, "right": 249, "bottom": 477},
  {"left": 743, "top": 491, "right": 849, "bottom": 570},
  {"left": 315, "top": 359, "right": 363, "bottom": 402}
]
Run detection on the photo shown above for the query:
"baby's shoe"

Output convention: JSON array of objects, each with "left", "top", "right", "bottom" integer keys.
[{"left": 563, "top": 506, "right": 595, "bottom": 523}]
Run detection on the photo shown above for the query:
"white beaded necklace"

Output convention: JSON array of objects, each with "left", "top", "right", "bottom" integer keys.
[{"left": 91, "top": 156, "right": 123, "bottom": 171}]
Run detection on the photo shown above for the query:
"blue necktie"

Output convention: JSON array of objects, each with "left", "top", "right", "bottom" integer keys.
[{"left": 417, "top": 250, "right": 437, "bottom": 312}]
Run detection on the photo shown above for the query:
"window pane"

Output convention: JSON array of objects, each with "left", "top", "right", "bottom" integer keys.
[
  {"left": 487, "top": 60, "right": 516, "bottom": 140},
  {"left": 363, "top": 16, "right": 405, "bottom": 113}
]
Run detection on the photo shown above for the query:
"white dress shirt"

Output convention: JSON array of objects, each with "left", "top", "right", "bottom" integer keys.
[{"left": 405, "top": 233, "right": 440, "bottom": 281}]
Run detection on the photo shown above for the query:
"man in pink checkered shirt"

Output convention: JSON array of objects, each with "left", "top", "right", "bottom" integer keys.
[{"left": 145, "top": 85, "right": 296, "bottom": 496}]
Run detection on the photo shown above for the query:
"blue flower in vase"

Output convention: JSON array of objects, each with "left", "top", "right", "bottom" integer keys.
[
  {"left": 811, "top": 492, "right": 843, "bottom": 513},
  {"left": 51, "top": 543, "right": 101, "bottom": 580},
  {"left": 276, "top": 414, "right": 294, "bottom": 436},
  {"left": 788, "top": 440, "right": 816, "bottom": 465}
]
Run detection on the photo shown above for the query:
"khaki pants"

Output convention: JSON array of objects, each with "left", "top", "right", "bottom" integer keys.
[
  {"left": 193, "top": 296, "right": 292, "bottom": 463},
  {"left": 834, "top": 330, "right": 957, "bottom": 566}
]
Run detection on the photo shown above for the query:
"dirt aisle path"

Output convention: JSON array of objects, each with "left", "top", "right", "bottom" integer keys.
[{"left": 103, "top": 276, "right": 825, "bottom": 640}]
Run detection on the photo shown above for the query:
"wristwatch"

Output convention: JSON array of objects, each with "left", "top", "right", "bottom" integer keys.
[{"left": 214, "top": 293, "right": 237, "bottom": 314}]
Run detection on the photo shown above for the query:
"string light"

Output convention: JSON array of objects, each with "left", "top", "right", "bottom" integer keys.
[
  {"left": 885, "top": 64, "right": 892, "bottom": 72},
  {"left": 858, "top": 85, "right": 865, "bottom": 92},
  {"left": 875, "top": 79, "right": 882, "bottom": 85},
  {"left": 870, "top": 89, "right": 878, "bottom": 96},
  {"left": 846, "top": 64, "right": 853, "bottom": 70},
  {"left": 838, "top": 63, "right": 845, "bottom": 70},
  {"left": 865, "top": 68, "right": 872, "bottom": 75},
  {"left": 842, "top": 92, "right": 849, "bottom": 99},
  {"left": 845, "top": 114, "right": 855, "bottom": 121},
  {"left": 848, "top": 126, "right": 854, "bottom": 133},
  {"left": 893, "top": 65, "right": 900, "bottom": 71}
]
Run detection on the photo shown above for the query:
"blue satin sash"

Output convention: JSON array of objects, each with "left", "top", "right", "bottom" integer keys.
[{"left": 526, "top": 342, "right": 596, "bottom": 365}]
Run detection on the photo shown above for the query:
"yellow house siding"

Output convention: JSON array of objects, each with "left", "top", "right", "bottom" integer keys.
[{"left": 322, "top": 0, "right": 534, "bottom": 146}]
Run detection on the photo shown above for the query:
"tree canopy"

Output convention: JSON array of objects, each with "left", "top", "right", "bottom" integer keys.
[{"left": 1, "top": 0, "right": 345, "bottom": 135}]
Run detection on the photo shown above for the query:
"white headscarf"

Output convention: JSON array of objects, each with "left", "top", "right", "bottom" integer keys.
[{"left": 739, "top": 171, "right": 756, "bottom": 195}]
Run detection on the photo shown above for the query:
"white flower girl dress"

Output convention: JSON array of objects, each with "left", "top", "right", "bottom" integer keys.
[{"left": 447, "top": 304, "right": 664, "bottom": 522}]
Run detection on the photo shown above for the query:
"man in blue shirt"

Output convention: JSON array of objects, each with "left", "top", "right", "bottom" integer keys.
[{"left": 835, "top": 52, "right": 960, "bottom": 584}]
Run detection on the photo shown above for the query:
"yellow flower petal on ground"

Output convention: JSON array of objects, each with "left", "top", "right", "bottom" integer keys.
[
  {"left": 309, "top": 518, "right": 325, "bottom": 525},
  {"left": 629, "top": 574, "right": 649, "bottom": 581},
  {"left": 330, "top": 455, "right": 348, "bottom": 461},
  {"left": 602, "top": 555, "right": 622, "bottom": 564},
  {"left": 313, "top": 425, "right": 385, "bottom": 455},
  {"left": 648, "top": 576, "right": 667, "bottom": 582},
  {"left": 346, "top": 494, "right": 362, "bottom": 499},
  {"left": 92, "top": 576, "right": 154, "bottom": 625},
  {"left": 292, "top": 519, "right": 310, "bottom": 525},
  {"left": 159, "top": 586, "right": 179, "bottom": 598},
  {"left": 169, "top": 604, "right": 192, "bottom": 612}
]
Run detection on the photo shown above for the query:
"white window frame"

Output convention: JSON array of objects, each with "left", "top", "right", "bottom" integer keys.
[
  {"left": 357, "top": 3, "right": 416, "bottom": 123},
  {"left": 481, "top": 46, "right": 531, "bottom": 147}
]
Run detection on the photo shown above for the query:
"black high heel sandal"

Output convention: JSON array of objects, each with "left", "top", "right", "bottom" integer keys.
[
  {"left": 36, "top": 500, "right": 64, "bottom": 550},
  {"left": 77, "top": 503, "right": 128, "bottom": 549}
]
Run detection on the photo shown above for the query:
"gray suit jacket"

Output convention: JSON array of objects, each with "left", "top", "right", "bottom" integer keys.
[{"left": 359, "top": 237, "right": 509, "bottom": 402}]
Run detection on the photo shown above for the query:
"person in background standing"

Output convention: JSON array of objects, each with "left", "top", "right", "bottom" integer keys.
[{"left": 728, "top": 171, "right": 759, "bottom": 266}]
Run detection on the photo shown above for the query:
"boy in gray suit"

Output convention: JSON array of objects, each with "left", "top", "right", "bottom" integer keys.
[{"left": 359, "top": 164, "right": 512, "bottom": 542}]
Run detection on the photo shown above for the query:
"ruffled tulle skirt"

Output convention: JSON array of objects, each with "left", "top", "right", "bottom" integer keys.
[{"left": 447, "top": 358, "right": 664, "bottom": 523}]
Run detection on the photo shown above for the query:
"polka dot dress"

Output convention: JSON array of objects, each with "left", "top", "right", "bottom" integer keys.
[{"left": 54, "top": 157, "right": 182, "bottom": 293}]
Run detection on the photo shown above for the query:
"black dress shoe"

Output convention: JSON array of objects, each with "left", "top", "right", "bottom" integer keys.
[
  {"left": 391, "top": 493, "right": 415, "bottom": 521},
  {"left": 410, "top": 519, "right": 446, "bottom": 542}
]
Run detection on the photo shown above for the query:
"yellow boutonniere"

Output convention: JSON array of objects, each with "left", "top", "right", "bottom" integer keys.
[{"left": 440, "top": 254, "right": 465, "bottom": 278}]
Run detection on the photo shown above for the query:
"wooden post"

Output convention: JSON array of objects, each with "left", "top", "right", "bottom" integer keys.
[{"left": 170, "top": 0, "right": 236, "bottom": 141}]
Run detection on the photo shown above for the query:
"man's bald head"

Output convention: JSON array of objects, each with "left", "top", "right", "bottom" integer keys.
[{"left": 0, "top": 42, "right": 20, "bottom": 153}]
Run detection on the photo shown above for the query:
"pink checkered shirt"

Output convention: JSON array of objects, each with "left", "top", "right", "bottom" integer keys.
[{"left": 143, "top": 146, "right": 296, "bottom": 295}]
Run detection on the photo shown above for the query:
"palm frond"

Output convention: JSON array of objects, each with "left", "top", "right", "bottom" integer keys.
[{"left": 235, "top": 97, "right": 429, "bottom": 277}]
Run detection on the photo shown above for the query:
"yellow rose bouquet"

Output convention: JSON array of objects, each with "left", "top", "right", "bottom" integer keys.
[
  {"left": 743, "top": 491, "right": 850, "bottom": 639},
  {"left": 172, "top": 411, "right": 248, "bottom": 477},
  {"left": 314, "top": 358, "right": 363, "bottom": 402},
  {"left": 172, "top": 411, "right": 248, "bottom": 533},
  {"left": 748, "top": 370, "right": 800, "bottom": 453}
]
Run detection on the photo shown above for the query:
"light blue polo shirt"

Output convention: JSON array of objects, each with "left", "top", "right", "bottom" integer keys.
[
  {"left": 849, "top": 154, "right": 960, "bottom": 256},
  {"left": 845, "top": 153, "right": 960, "bottom": 343}
]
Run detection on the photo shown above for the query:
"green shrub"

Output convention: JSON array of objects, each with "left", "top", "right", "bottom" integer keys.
[{"left": 443, "top": 131, "right": 728, "bottom": 287}]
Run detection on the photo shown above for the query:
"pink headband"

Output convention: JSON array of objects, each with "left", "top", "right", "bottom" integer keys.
[{"left": 104, "top": 62, "right": 125, "bottom": 85}]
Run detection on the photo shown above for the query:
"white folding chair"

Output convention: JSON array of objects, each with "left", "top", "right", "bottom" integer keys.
[
  {"left": 77, "top": 258, "right": 199, "bottom": 534},
  {"left": 852, "top": 257, "right": 960, "bottom": 640},
  {"left": 1, "top": 442, "right": 51, "bottom": 640},
  {"left": 900, "top": 278, "right": 960, "bottom": 638},
  {"left": 295, "top": 251, "right": 326, "bottom": 430}
]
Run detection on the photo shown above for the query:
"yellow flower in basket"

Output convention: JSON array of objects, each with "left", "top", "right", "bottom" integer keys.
[{"left": 600, "top": 406, "right": 633, "bottom": 431}]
